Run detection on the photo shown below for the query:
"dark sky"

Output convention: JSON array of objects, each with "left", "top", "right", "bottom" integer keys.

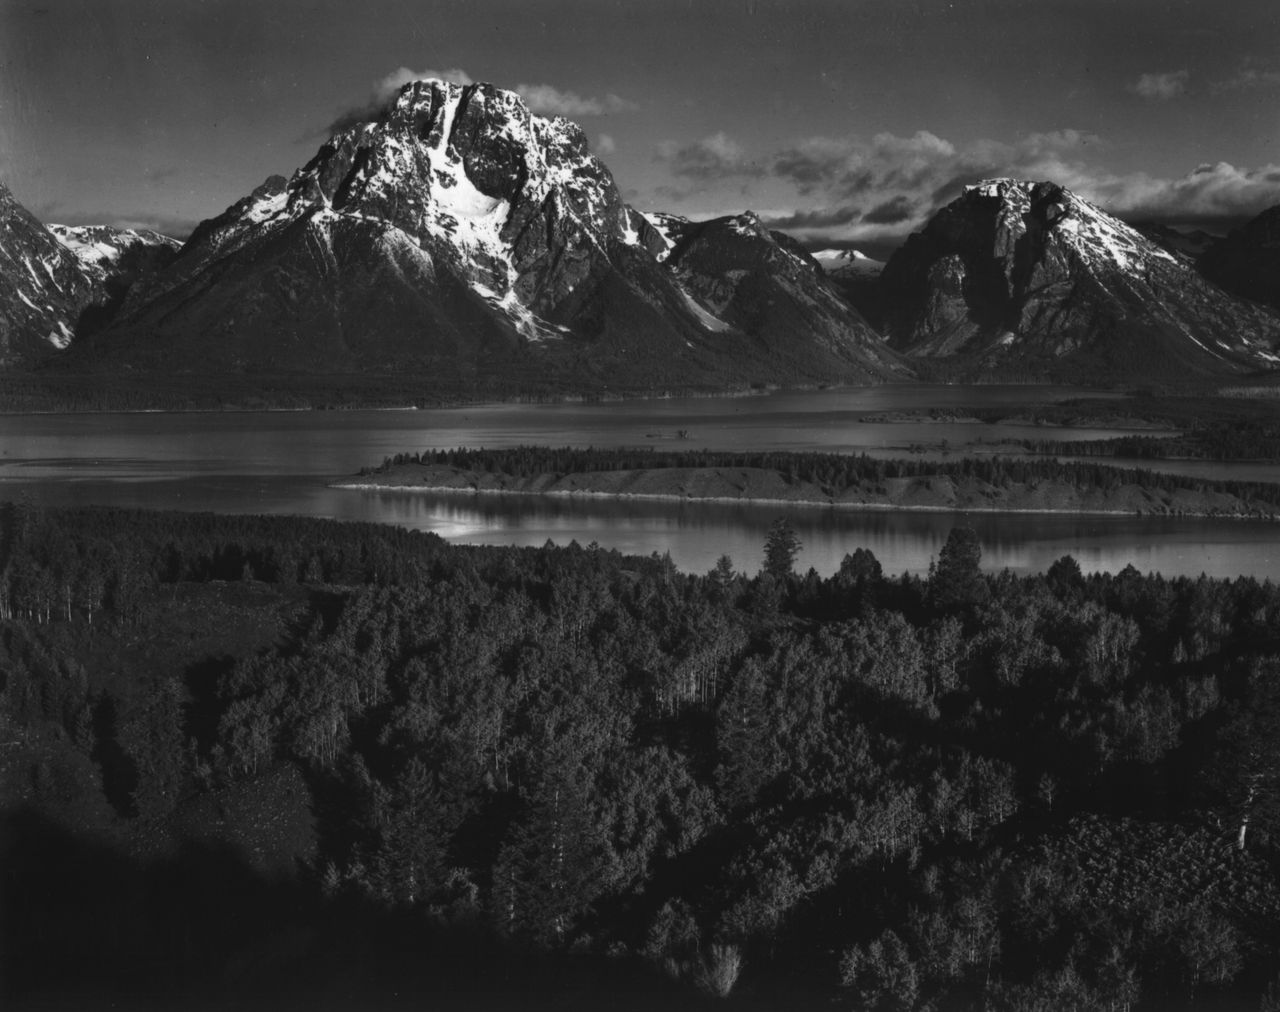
[{"left": 2, "top": 0, "right": 1278, "bottom": 252}]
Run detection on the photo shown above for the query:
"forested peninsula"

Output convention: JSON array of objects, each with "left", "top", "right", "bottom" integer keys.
[
  {"left": 348, "top": 446, "right": 1280, "bottom": 519},
  {"left": 6, "top": 504, "right": 1280, "bottom": 1010}
]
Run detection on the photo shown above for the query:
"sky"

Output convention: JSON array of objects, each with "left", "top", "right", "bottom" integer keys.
[{"left": 2, "top": 0, "right": 1278, "bottom": 258}]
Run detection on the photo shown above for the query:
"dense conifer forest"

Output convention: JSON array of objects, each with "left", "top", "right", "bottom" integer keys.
[
  {"left": 366, "top": 444, "right": 1280, "bottom": 510},
  {"left": 5, "top": 503, "right": 1280, "bottom": 1009}
]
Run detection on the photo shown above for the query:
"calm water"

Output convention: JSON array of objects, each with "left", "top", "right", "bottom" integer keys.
[{"left": 3, "top": 386, "right": 1278, "bottom": 579}]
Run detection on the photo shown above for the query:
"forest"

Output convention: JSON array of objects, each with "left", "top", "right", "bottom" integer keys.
[{"left": 4, "top": 503, "right": 1280, "bottom": 1010}]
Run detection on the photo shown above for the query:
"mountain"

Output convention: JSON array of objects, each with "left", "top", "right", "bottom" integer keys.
[
  {"left": 657, "top": 213, "right": 899, "bottom": 377},
  {"left": 50, "top": 224, "right": 180, "bottom": 287},
  {"left": 880, "top": 179, "right": 1280, "bottom": 381},
  {"left": 812, "top": 247, "right": 887, "bottom": 329},
  {"left": 1131, "top": 223, "right": 1219, "bottom": 264},
  {"left": 82, "top": 79, "right": 895, "bottom": 395},
  {"left": 0, "top": 183, "right": 98, "bottom": 366},
  {"left": 49, "top": 224, "right": 181, "bottom": 334},
  {"left": 812, "top": 247, "right": 884, "bottom": 276},
  {"left": 1197, "top": 205, "right": 1280, "bottom": 313}
]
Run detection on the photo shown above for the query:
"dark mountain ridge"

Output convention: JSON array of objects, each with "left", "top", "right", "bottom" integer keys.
[
  {"left": 879, "top": 179, "right": 1280, "bottom": 382},
  {"left": 1197, "top": 204, "right": 1280, "bottom": 313}
]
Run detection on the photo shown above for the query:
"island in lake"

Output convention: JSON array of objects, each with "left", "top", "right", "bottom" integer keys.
[{"left": 345, "top": 446, "right": 1280, "bottom": 521}]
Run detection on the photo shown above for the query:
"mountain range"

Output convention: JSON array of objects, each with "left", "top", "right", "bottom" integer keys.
[{"left": 2, "top": 78, "right": 1278, "bottom": 401}]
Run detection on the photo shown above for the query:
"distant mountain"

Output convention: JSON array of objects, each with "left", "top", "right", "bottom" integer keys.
[
  {"left": 1131, "top": 222, "right": 1219, "bottom": 264},
  {"left": 50, "top": 224, "right": 180, "bottom": 287},
  {"left": 49, "top": 224, "right": 180, "bottom": 334},
  {"left": 82, "top": 80, "right": 896, "bottom": 394},
  {"left": 1197, "top": 205, "right": 1280, "bottom": 313},
  {"left": 880, "top": 179, "right": 1280, "bottom": 381},
  {"left": 0, "top": 183, "right": 97, "bottom": 366},
  {"left": 811, "top": 248, "right": 887, "bottom": 330},
  {"left": 812, "top": 248, "right": 884, "bottom": 277},
  {"left": 659, "top": 213, "right": 897, "bottom": 377}
]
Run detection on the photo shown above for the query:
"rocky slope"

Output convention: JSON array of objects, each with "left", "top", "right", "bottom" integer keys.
[
  {"left": 50, "top": 224, "right": 180, "bottom": 288},
  {"left": 84, "top": 79, "right": 895, "bottom": 392},
  {"left": 0, "top": 183, "right": 98, "bottom": 365},
  {"left": 1197, "top": 205, "right": 1280, "bottom": 313},
  {"left": 1132, "top": 223, "right": 1219, "bottom": 265},
  {"left": 48, "top": 224, "right": 181, "bottom": 333},
  {"left": 880, "top": 179, "right": 1280, "bottom": 382},
  {"left": 659, "top": 214, "right": 900, "bottom": 378}
]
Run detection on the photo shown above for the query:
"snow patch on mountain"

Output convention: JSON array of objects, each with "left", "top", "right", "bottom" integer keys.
[{"left": 812, "top": 248, "right": 884, "bottom": 277}]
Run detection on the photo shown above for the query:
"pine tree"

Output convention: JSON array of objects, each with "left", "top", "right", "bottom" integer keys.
[
  {"left": 762, "top": 519, "right": 801, "bottom": 579},
  {"left": 928, "top": 526, "right": 989, "bottom": 612}
]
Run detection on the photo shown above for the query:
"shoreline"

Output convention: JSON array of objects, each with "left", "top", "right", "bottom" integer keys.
[{"left": 334, "top": 480, "right": 1280, "bottom": 522}]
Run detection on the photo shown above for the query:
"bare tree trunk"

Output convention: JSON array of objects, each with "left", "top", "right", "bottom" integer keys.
[{"left": 1239, "top": 779, "right": 1258, "bottom": 851}]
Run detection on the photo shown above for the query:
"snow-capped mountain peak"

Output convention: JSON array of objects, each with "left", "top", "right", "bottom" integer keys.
[
  {"left": 57, "top": 78, "right": 899, "bottom": 388},
  {"left": 812, "top": 247, "right": 884, "bottom": 277}
]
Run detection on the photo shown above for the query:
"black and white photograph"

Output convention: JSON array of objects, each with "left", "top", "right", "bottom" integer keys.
[{"left": 3, "top": 1, "right": 1280, "bottom": 1008}]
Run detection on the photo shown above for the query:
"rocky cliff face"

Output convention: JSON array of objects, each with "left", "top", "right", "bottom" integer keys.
[
  {"left": 94, "top": 80, "right": 893, "bottom": 391},
  {"left": 1197, "top": 205, "right": 1280, "bottom": 313},
  {"left": 881, "top": 179, "right": 1280, "bottom": 381},
  {"left": 0, "top": 184, "right": 98, "bottom": 365}
]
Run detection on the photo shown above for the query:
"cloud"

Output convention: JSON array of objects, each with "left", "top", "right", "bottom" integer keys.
[
  {"left": 862, "top": 195, "right": 916, "bottom": 225},
  {"left": 656, "top": 132, "right": 766, "bottom": 180},
  {"left": 760, "top": 206, "right": 862, "bottom": 230},
  {"left": 1211, "top": 66, "right": 1280, "bottom": 94},
  {"left": 1130, "top": 70, "right": 1190, "bottom": 100},
  {"left": 1096, "top": 161, "right": 1280, "bottom": 230},
  {"left": 142, "top": 165, "right": 182, "bottom": 185},
  {"left": 653, "top": 183, "right": 692, "bottom": 204},
  {"left": 514, "top": 83, "right": 635, "bottom": 117},
  {"left": 687, "top": 121, "right": 1278, "bottom": 247},
  {"left": 324, "top": 66, "right": 473, "bottom": 135},
  {"left": 768, "top": 128, "right": 1101, "bottom": 216},
  {"left": 320, "top": 70, "right": 632, "bottom": 137},
  {"left": 596, "top": 133, "right": 617, "bottom": 155}
]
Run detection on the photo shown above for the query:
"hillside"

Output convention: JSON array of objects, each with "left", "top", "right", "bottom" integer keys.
[{"left": 7, "top": 505, "right": 1280, "bottom": 1009}]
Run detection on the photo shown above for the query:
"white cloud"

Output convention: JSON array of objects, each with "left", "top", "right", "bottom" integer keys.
[
  {"left": 1211, "top": 66, "right": 1280, "bottom": 93},
  {"left": 1130, "top": 70, "right": 1190, "bottom": 100},
  {"left": 377, "top": 66, "right": 474, "bottom": 96},
  {"left": 1096, "top": 161, "right": 1280, "bottom": 226},
  {"left": 657, "top": 132, "right": 765, "bottom": 179},
  {"left": 728, "top": 124, "right": 1280, "bottom": 246},
  {"left": 324, "top": 67, "right": 475, "bottom": 133},
  {"left": 514, "top": 83, "right": 636, "bottom": 117},
  {"left": 597, "top": 133, "right": 617, "bottom": 155}
]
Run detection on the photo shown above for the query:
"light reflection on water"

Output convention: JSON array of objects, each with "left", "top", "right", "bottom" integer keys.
[{"left": 3, "top": 387, "right": 1278, "bottom": 580}]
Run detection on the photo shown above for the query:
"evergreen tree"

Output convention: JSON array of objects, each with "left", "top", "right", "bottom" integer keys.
[
  {"left": 762, "top": 518, "right": 802, "bottom": 579},
  {"left": 928, "top": 526, "right": 989, "bottom": 612}
]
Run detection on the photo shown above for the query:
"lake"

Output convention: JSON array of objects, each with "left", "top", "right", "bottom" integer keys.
[{"left": 4, "top": 385, "right": 1279, "bottom": 579}]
